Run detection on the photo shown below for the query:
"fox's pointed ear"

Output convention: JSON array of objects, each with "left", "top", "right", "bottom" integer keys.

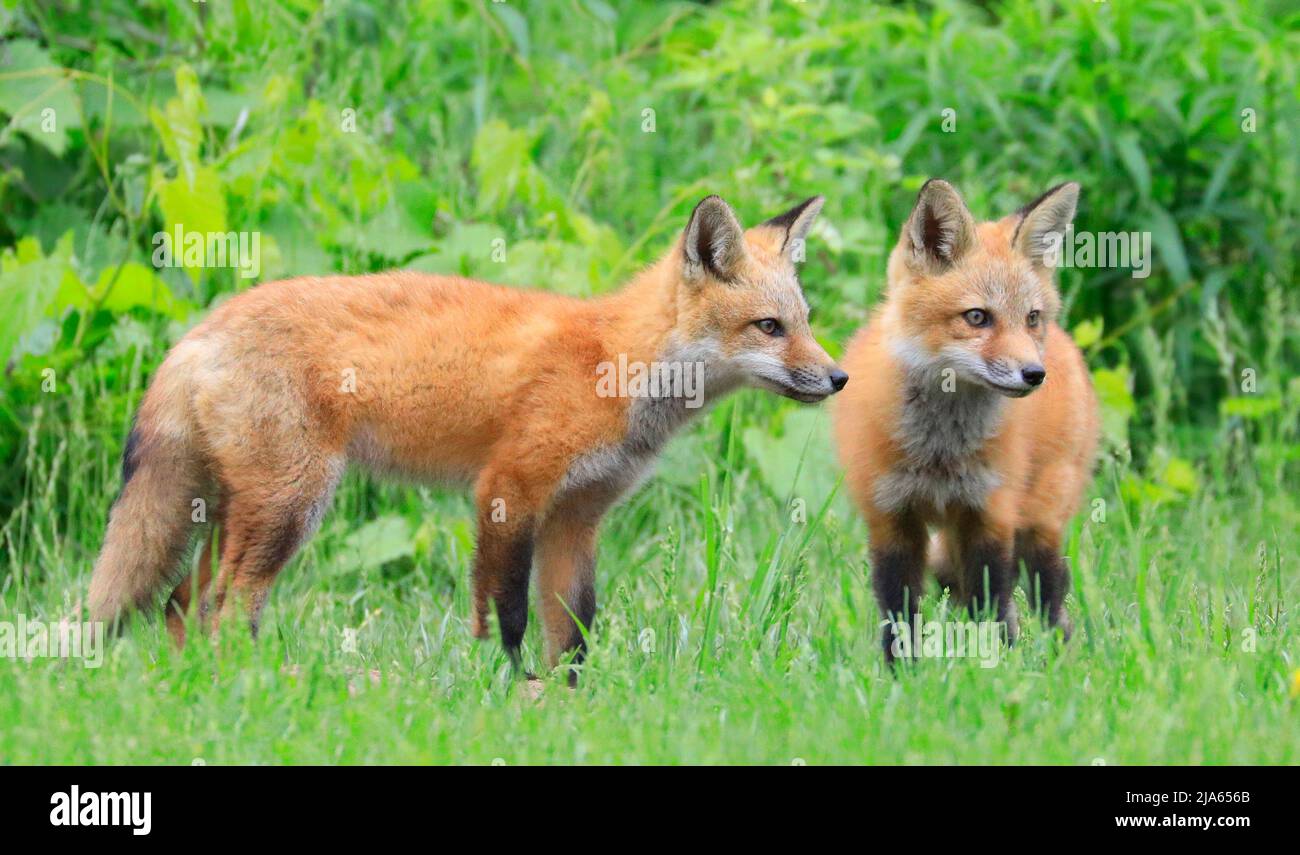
[
  {"left": 761, "top": 195, "right": 824, "bottom": 259},
  {"left": 683, "top": 195, "right": 746, "bottom": 282},
  {"left": 902, "top": 179, "right": 976, "bottom": 273},
  {"left": 1014, "top": 182, "right": 1079, "bottom": 269}
]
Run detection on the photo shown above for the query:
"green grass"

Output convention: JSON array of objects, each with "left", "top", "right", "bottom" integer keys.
[
  {"left": 2, "top": 398, "right": 1296, "bottom": 764},
  {"left": 1, "top": 0, "right": 1297, "bottom": 764}
]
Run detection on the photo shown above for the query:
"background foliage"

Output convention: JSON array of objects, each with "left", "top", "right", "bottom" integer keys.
[{"left": 0, "top": 0, "right": 1296, "bottom": 763}]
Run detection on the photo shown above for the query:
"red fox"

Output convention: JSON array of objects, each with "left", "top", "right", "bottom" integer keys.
[
  {"left": 87, "top": 195, "right": 848, "bottom": 677},
  {"left": 833, "top": 180, "right": 1099, "bottom": 660}
]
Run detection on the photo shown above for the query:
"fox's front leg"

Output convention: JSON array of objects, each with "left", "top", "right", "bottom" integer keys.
[
  {"left": 536, "top": 508, "right": 599, "bottom": 685},
  {"left": 1017, "top": 530, "right": 1073, "bottom": 639},
  {"left": 868, "top": 511, "right": 927, "bottom": 664},
  {"left": 951, "top": 509, "right": 1019, "bottom": 645}
]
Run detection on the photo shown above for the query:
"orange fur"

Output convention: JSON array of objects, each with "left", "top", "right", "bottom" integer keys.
[
  {"left": 833, "top": 180, "right": 1099, "bottom": 657},
  {"left": 89, "top": 195, "right": 847, "bottom": 674}
]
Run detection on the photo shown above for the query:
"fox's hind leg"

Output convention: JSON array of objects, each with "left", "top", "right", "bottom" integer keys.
[
  {"left": 206, "top": 456, "right": 342, "bottom": 637},
  {"left": 950, "top": 504, "right": 1019, "bottom": 645},
  {"left": 166, "top": 524, "right": 217, "bottom": 646}
]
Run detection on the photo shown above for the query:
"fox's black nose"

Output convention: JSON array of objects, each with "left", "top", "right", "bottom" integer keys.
[
  {"left": 1021, "top": 365, "right": 1046, "bottom": 387},
  {"left": 829, "top": 368, "right": 849, "bottom": 392}
]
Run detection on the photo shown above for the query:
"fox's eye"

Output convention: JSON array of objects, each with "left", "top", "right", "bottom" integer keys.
[
  {"left": 963, "top": 309, "right": 991, "bottom": 328},
  {"left": 755, "top": 318, "right": 784, "bottom": 336},
  {"left": 1027, "top": 310, "right": 1041, "bottom": 327}
]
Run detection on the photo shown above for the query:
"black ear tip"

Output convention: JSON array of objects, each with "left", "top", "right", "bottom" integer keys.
[
  {"left": 1017, "top": 181, "right": 1080, "bottom": 218},
  {"left": 690, "top": 195, "right": 739, "bottom": 225},
  {"left": 763, "top": 194, "right": 823, "bottom": 231},
  {"left": 916, "top": 179, "right": 964, "bottom": 209}
]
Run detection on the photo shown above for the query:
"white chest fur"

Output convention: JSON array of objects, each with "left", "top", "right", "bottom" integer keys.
[
  {"left": 874, "top": 365, "right": 1007, "bottom": 515},
  {"left": 559, "top": 338, "right": 739, "bottom": 500},
  {"left": 558, "top": 394, "right": 686, "bottom": 498}
]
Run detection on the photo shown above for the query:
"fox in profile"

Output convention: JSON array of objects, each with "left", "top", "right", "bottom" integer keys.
[
  {"left": 833, "top": 180, "right": 1099, "bottom": 660},
  {"left": 87, "top": 194, "right": 848, "bottom": 678}
]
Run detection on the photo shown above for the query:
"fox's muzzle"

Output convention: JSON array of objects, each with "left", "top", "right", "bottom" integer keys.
[{"left": 778, "top": 363, "right": 847, "bottom": 403}]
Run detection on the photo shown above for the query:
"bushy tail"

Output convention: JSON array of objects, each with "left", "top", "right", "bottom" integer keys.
[{"left": 87, "top": 414, "right": 206, "bottom": 626}]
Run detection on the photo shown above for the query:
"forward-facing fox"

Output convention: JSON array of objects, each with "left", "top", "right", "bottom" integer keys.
[
  {"left": 88, "top": 194, "right": 848, "bottom": 678},
  {"left": 833, "top": 179, "right": 1098, "bottom": 661}
]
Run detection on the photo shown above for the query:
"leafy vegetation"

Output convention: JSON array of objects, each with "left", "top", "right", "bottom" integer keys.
[{"left": 1, "top": 0, "right": 1296, "bottom": 763}]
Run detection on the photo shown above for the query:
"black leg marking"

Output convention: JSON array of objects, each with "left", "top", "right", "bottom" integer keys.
[
  {"left": 490, "top": 530, "right": 535, "bottom": 671},
  {"left": 871, "top": 543, "right": 926, "bottom": 664},
  {"left": 1020, "top": 540, "right": 1072, "bottom": 639},
  {"left": 561, "top": 564, "right": 597, "bottom": 687},
  {"left": 963, "top": 539, "right": 1018, "bottom": 645}
]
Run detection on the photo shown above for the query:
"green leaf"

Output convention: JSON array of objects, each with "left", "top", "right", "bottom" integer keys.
[
  {"left": 1120, "top": 474, "right": 1182, "bottom": 507},
  {"left": 582, "top": 0, "right": 617, "bottom": 25},
  {"left": 1200, "top": 141, "right": 1243, "bottom": 214},
  {"left": 153, "top": 165, "right": 230, "bottom": 274},
  {"left": 407, "top": 223, "right": 504, "bottom": 277},
  {"left": 0, "top": 40, "right": 80, "bottom": 156},
  {"left": 1158, "top": 457, "right": 1198, "bottom": 495},
  {"left": 0, "top": 233, "right": 75, "bottom": 362},
  {"left": 341, "top": 515, "right": 415, "bottom": 572},
  {"left": 1114, "top": 132, "right": 1151, "bottom": 203},
  {"left": 501, "top": 239, "right": 591, "bottom": 294},
  {"left": 260, "top": 206, "right": 332, "bottom": 279},
  {"left": 1072, "top": 317, "right": 1104, "bottom": 350},
  {"left": 742, "top": 407, "right": 838, "bottom": 508},
  {"left": 336, "top": 204, "right": 432, "bottom": 261},
  {"left": 1092, "top": 365, "right": 1134, "bottom": 449},
  {"left": 1145, "top": 204, "right": 1190, "bottom": 285},
  {"left": 149, "top": 64, "right": 207, "bottom": 183},
  {"left": 471, "top": 119, "right": 533, "bottom": 215},
  {"left": 491, "top": 3, "right": 531, "bottom": 59},
  {"left": 91, "top": 262, "right": 189, "bottom": 320}
]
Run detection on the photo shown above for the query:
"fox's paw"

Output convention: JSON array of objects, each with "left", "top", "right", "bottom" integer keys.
[
  {"left": 1002, "top": 605, "right": 1020, "bottom": 647},
  {"left": 1048, "top": 610, "right": 1073, "bottom": 642},
  {"left": 880, "top": 621, "right": 912, "bottom": 670}
]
